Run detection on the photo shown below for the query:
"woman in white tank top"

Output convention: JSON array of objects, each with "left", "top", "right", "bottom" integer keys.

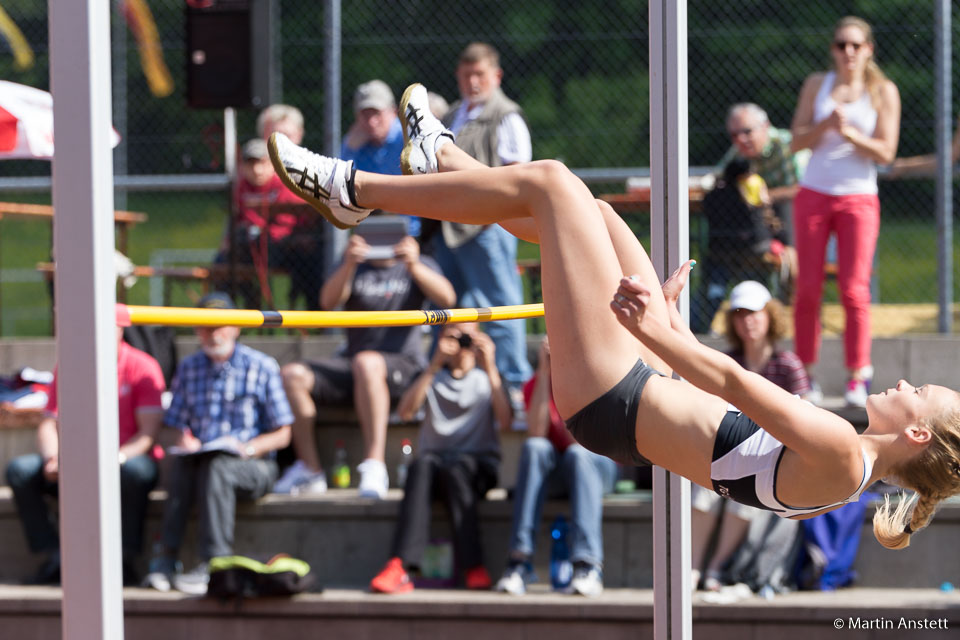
[{"left": 789, "top": 16, "right": 900, "bottom": 409}]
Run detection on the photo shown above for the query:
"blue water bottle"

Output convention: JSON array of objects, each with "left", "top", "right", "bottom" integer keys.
[{"left": 550, "top": 515, "right": 573, "bottom": 590}]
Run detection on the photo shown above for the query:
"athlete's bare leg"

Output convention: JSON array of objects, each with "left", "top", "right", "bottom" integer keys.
[
  {"left": 352, "top": 161, "right": 670, "bottom": 418},
  {"left": 428, "top": 143, "right": 673, "bottom": 375}
]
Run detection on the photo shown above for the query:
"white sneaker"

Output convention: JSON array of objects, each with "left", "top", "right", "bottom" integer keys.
[
  {"left": 398, "top": 83, "right": 455, "bottom": 176},
  {"left": 273, "top": 459, "right": 328, "bottom": 495},
  {"left": 357, "top": 458, "right": 389, "bottom": 499},
  {"left": 142, "top": 553, "right": 179, "bottom": 593},
  {"left": 494, "top": 563, "right": 534, "bottom": 596},
  {"left": 268, "top": 132, "right": 371, "bottom": 229},
  {"left": 567, "top": 564, "right": 604, "bottom": 597},
  {"left": 844, "top": 379, "right": 869, "bottom": 408},
  {"left": 805, "top": 380, "right": 823, "bottom": 406},
  {"left": 173, "top": 563, "right": 210, "bottom": 596}
]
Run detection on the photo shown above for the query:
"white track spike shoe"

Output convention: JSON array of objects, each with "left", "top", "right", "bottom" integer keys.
[
  {"left": 399, "top": 83, "right": 455, "bottom": 175},
  {"left": 268, "top": 132, "right": 371, "bottom": 229}
]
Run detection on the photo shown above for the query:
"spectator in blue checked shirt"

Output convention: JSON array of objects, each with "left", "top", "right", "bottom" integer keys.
[{"left": 143, "top": 292, "right": 293, "bottom": 596}]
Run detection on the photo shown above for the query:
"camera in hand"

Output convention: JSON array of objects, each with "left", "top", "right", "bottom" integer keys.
[
  {"left": 457, "top": 333, "right": 473, "bottom": 349},
  {"left": 353, "top": 214, "right": 407, "bottom": 261}
]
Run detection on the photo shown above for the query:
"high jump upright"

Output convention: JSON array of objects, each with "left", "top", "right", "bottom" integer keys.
[
  {"left": 49, "top": 0, "right": 124, "bottom": 638},
  {"left": 650, "top": 1, "right": 693, "bottom": 639}
]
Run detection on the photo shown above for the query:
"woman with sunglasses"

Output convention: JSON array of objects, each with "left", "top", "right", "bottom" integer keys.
[{"left": 789, "top": 16, "right": 901, "bottom": 409}]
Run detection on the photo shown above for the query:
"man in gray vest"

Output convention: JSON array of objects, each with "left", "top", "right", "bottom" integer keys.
[{"left": 434, "top": 42, "right": 533, "bottom": 411}]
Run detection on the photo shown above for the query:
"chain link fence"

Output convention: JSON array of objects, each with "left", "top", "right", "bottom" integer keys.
[{"left": 0, "top": 0, "right": 956, "bottom": 338}]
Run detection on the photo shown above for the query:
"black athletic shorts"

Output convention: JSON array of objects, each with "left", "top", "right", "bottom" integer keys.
[
  {"left": 308, "top": 352, "right": 425, "bottom": 406},
  {"left": 564, "top": 358, "right": 662, "bottom": 466}
]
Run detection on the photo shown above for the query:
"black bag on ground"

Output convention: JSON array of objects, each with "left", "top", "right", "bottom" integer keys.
[{"left": 207, "top": 554, "right": 319, "bottom": 600}]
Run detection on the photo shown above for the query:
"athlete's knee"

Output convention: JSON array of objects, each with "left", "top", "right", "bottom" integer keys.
[
  {"left": 594, "top": 198, "right": 617, "bottom": 217},
  {"left": 526, "top": 159, "right": 573, "bottom": 188}
]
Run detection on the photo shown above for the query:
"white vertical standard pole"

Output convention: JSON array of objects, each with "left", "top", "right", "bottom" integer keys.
[
  {"left": 49, "top": 1, "right": 124, "bottom": 638},
  {"left": 649, "top": 1, "right": 692, "bottom": 639},
  {"left": 224, "top": 107, "right": 238, "bottom": 180}
]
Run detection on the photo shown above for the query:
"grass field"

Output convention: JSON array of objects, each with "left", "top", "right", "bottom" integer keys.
[{"left": 0, "top": 191, "right": 957, "bottom": 336}]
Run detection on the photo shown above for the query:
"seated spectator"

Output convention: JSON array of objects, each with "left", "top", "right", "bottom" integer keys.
[
  {"left": 691, "top": 281, "right": 811, "bottom": 590},
  {"left": 143, "top": 293, "right": 292, "bottom": 595},
  {"left": 254, "top": 103, "right": 325, "bottom": 310},
  {"left": 341, "top": 80, "right": 421, "bottom": 237},
  {"left": 6, "top": 304, "right": 165, "bottom": 585},
  {"left": 493, "top": 337, "right": 618, "bottom": 597},
  {"left": 213, "top": 138, "right": 309, "bottom": 309},
  {"left": 691, "top": 158, "right": 787, "bottom": 334},
  {"left": 276, "top": 221, "right": 455, "bottom": 498},
  {"left": 369, "top": 323, "right": 510, "bottom": 593}
]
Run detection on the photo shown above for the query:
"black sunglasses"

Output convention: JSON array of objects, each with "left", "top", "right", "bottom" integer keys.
[
  {"left": 834, "top": 40, "right": 865, "bottom": 52},
  {"left": 729, "top": 128, "right": 753, "bottom": 138}
]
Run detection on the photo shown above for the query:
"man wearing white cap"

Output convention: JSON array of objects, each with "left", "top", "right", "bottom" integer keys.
[{"left": 342, "top": 80, "right": 419, "bottom": 237}]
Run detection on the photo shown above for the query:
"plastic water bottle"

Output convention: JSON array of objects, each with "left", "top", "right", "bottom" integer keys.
[
  {"left": 332, "top": 439, "right": 351, "bottom": 488},
  {"left": 396, "top": 438, "right": 413, "bottom": 489},
  {"left": 549, "top": 515, "right": 572, "bottom": 590}
]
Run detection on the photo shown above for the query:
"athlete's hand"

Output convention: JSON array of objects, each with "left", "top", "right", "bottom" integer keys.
[
  {"left": 661, "top": 260, "right": 695, "bottom": 309},
  {"left": 611, "top": 276, "right": 653, "bottom": 337}
]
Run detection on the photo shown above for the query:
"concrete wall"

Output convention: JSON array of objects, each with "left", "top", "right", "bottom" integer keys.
[{"left": 5, "top": 333, "right": 960, "bottom": 396}]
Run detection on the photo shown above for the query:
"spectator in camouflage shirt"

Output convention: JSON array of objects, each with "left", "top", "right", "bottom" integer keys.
[{"left": 715, "top": 102, "right": 809, "bottom": 245}]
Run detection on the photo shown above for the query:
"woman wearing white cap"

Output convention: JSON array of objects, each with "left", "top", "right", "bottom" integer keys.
[
  {"left": 267, "top": 82, "right": 960, "bottom": 550},
  {"left": 691, "top": 281, "right": 812, "bottom": 590}
]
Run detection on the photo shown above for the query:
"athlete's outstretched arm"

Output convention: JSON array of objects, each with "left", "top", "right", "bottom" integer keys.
[{"left": 611, "top": 278, "right": 858, "bottom": 462}]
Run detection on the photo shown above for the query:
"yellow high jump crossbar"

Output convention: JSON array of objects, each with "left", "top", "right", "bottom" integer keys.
[{"left": 124, "top": 303, "right": 545, "bottom": 329}]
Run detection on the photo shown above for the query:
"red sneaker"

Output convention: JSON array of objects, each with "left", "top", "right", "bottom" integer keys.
[
  {"left": 370, "top": 557, "right": 414, "bottom": 594},
  {"left": 464, "top": 565, "right": 492, "bottom": 590}
]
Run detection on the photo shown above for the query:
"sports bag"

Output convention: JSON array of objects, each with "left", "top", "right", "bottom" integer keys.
[{"left": 207, "top": 554, "right": 318, "bottom": 600}]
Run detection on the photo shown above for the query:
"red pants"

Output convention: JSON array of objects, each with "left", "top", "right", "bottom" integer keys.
[{"left": 792, "top": 187, "right": 880, "bottom": 371}]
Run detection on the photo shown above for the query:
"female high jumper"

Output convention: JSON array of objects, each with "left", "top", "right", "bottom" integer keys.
[{"left": 268, "top": 83, "right": 960, "bottom": 550}]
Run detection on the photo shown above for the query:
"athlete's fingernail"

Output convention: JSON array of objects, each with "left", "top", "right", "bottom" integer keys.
[{"left": 689, "top": 260, "right": 696, "bottom": 268}]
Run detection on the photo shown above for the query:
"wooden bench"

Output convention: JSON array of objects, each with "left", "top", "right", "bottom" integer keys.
[
  {"left": 0, "top": 202, "right": 148, "bottom": 336},
  {"left": 36, "top": 262, "right": 288, "bottom": 308}
]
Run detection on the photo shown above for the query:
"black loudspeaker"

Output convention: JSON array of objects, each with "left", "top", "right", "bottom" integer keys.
[{"left": 185, "top": 0, "right": 276, "bottom": 109}]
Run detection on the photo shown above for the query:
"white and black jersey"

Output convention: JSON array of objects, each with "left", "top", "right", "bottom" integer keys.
[{"left": 711, "top": 409, "right": 873, "bottom": 519}]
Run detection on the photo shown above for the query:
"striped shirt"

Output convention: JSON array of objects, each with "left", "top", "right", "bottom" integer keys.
[
  {"left": 164, "top": 343, "right": 293, "bottom": 444},
  {"left": 727, "top": 348, "right": 812, "bottom": 396}
]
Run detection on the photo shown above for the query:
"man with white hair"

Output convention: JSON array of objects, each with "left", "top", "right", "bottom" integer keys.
[
  {"left": 715, "top": 102, "right": 809, "bottom": 244},
  {"left": 257, "top": 103, "right": 305, "bottom": 144}
]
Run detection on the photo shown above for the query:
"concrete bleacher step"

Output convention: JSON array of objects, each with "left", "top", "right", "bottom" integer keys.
[
  {"left": 1, "top": 487, "right": 959, "bottom": 592},
  {"left": 0, "top": 585, "right": 957, "bottom": 640}
]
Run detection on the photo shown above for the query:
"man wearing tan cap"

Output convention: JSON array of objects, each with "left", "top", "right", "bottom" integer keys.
[{"left": 342, "top": 80, "right": 419, "bottom": 237}]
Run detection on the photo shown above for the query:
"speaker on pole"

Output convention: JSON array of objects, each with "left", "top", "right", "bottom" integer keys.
[{"left": 185, "top": 0, "right": 276, "bottom": 109}]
